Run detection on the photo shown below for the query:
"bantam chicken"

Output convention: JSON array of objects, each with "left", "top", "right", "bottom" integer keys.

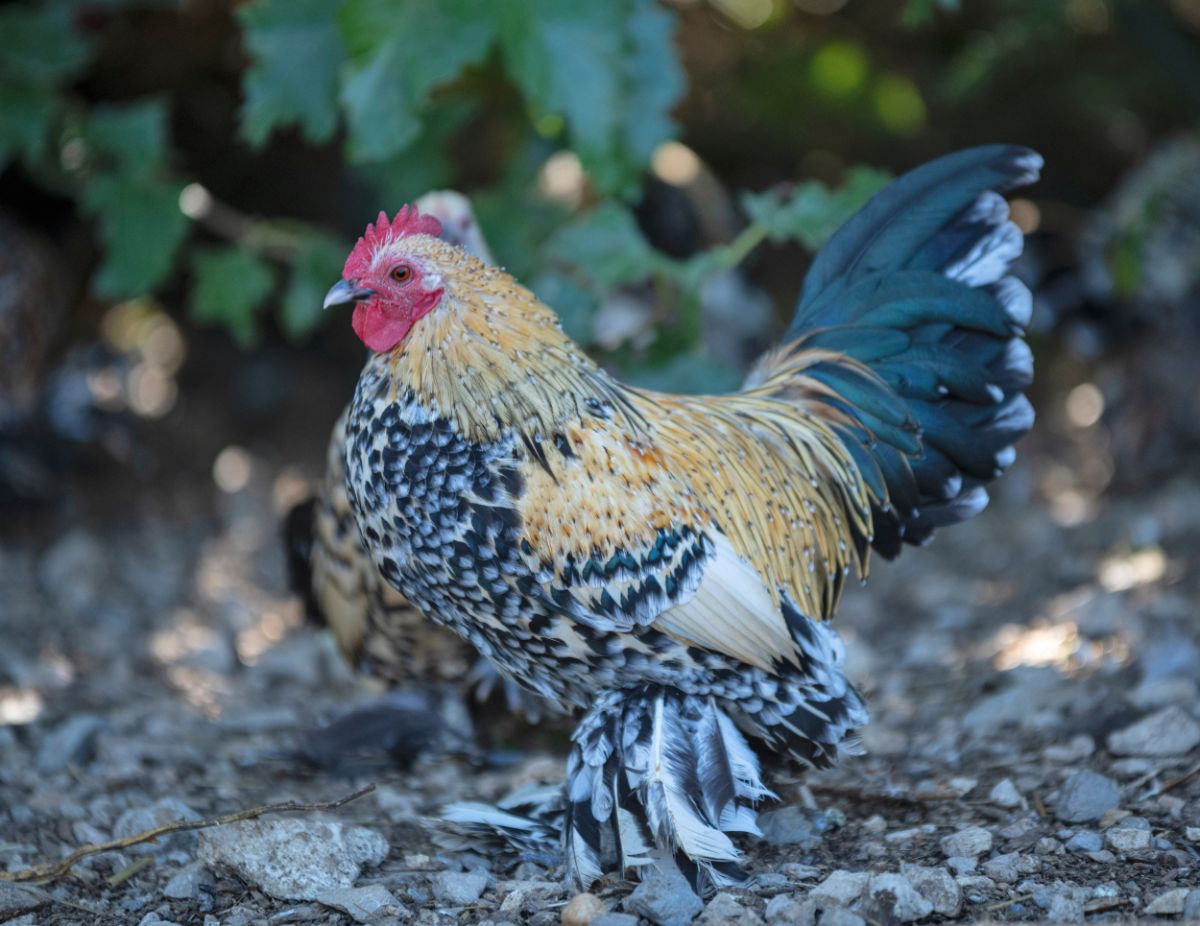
[{"left": 323, "top": 146, "right": 1041, "bottom": 890}]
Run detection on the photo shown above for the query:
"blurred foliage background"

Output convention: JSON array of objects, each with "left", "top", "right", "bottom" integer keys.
[{"left": 3, "top": 0, "right": 1200, "bottom": 509}]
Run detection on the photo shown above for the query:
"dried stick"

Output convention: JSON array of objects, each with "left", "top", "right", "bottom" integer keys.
[{"left": 0, "top": 783, "right": 375, "bottom": 884}]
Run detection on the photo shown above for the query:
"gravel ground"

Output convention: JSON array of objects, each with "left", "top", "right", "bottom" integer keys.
[{"left": 2, "top": 375, "right": 1199, "bottom": 925}]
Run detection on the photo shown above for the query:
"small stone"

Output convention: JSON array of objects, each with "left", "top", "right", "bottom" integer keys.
[
  {"left": 625, "top": 863, "right": 703, "bottom": 926},
  {"left": 861, "top": 815, "right": 886, "bottom": 834},
  {"left": 430, "top": 870, "right": 489, "bottom": 906},
  {"left": 594, "top": 915, "right": 640, "bottom": 926},
  {"left": 113, "top": 799, "right": 200, "bottom": 855},
  {"left": 954, "top": 876, "right": 995, "bottom": 902},
  {"left": 35, "top": 714, "right": 104, "bottom": 773},
  {"left": 1105, "top": 823, "right": 1152, "bottom": 854},
  {"left": 988, "top": 778, "right": 1022, "bottom": 809},
  {"left": 753, "top": 873, "right": 789, "bottom": 892},
  {"left": 1043, "top": 734, "right": 1094, "bottom": 763},
  {"left": 497, "top": 879, "right": 562, "bottom": 914},
  {"left": 562, "top": 892, "right": 608, "bottom": 926},
  {"left": 1047, "top": 893, "right": 1085, "bottom": 923},
  {"left": 697, "top": 892, "right": 764, "bottom": 926},
  {"left": 780, "top": 863, "right": 821, "bottom": 881},
  {"left": 1108, "top": 705, "right": 1200, "bottom": 757},
  {"left": 1065, "top": 830, "right": 1102, "bottom": 853},
  {"left": 816, "top": 909, "right": 865, "bottom": 926},
  {"left": 316, "top": 885, "right": 401, "bottom": 923},
  {"left": 940, "top": 826, "right": 993, "bottom": 858},
  {"left": 1144, "top": 888, "right": 1189, "bottom": 916},
  {"left": 982, "top": 852, "right": 1021, "bottom": 883},
  {"left": 1055, "top": 770, "right": 1119, "bottom": 823},
  {"left": 198, "top": 817, "right": 388, "bottom": 901},
  {"left": 757, "top": 806, "right": 828, "bottom": 848},
  {"left": 883, "top": 824, "right": 935, "bottom": 843},
  {"left": 810, "top": 870, "right": 869, "bottom": 907},
  {"left": 1183, "top": 890, "right": 1200, "bottom": 920},
  {"left": 1085, "top": 850, "right": 1116, "bottom": 863},
  {"left": 765, "top": 895, "right": 815, "bottom": 925},
  {"left": 899, "top": 865, "right": 962, "bottom": 917},
  {"left": 162, "top": 863, "right": 211, "bottom": 900},
  {"left": 0, "top": 883, "right": 49, "bottom": 919},
  {"left": 867, "top": 874, "right": 933, "bottom": 923},
  {"left": 945, "top": 856, "right": 977, "bottom": 876},
  {"left": 1186, "top": 827, "right": 1200, "bottom": 842},
  {"left": 1035, "top": 837, "right": 1062, "bottom": 855}
]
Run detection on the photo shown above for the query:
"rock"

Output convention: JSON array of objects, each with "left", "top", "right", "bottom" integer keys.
[
  {"left": 884, "top": 825, "right": 936, "bottom": 843},
  {"left": 1055, "top": 770, "right": 1119, "bottom": 823},
  {"left": 1144, "top": 888, "right": 1189, "bottom": 916},
  {"left": 430, "top": 870, "right": 488, "bottom": 906},
  {"left": 38, "top": 529, "right": 108, "bottom": 613},
  {"left": 757, "top": 806, "right": 832, "bottom": 848},
  {"left": 1105, "top": 819, "right": 1152, "bottom": 854},
  {"left": 765, "top": 895, "right": 815, "bottom": 925},
  {"left": 1186, "top": 827, "right": 1200, "bottom": 842},
  {"left": 0, "top": 883, "right": 48, "bottom": 919},
  {"left": 625, "top": 863, "right": 703, "bottom": 926},
  {"left": 1183, "top": 890, "right": 1200, "bottom": 920},
  {"left": 954, "top": 876, "right": 995, "bottom": 902},
  {"left": 810, "top": 870, "right": 869, "bottom": 907},
  {"left": 35, "top": 714, "right": 104, "bottom": 773},
  {"left": 900, "top": 865, "right": 962, "bottom": 917},
  {"left": 697, "top": 892, "right": 764, "bottom": 926},
  {"left": 981, "top": 852, "right": 1020, "bottom": 883},
  {"left": 1107, "top": 705, "right": 1200, "bottom": 757},
  {"left": 945, "top": 856, "right": 977, "bottom": 876},
  {"left": 562, "top": 892, "right": 608, "bottom": 926},
  {"left": 595, "top": 915, "right": 640, "bottom": 926},
  {"left": 497, "top": 879, "right": 562, "bottom": 914},
  {"left": 197, "top": 817, "right": 388, "bottom": 901},
  {"left": 940, "top": 826, "right": 993, "bottom": 858},
  {"left": 866, "top": 873, "right": 933, "bottom": 922},
  {"left": 780, "top": 863, "right": 821, "bottom": 882},
  {"left": 162, "top": 863, "right": 212, "bottom": 900},
  {"left": 988, "top": 778, "right": 1023, "bottom": 809},
  {"left": 113, "top": 798, "right": 199, "bottom": 854},
  {"left": 817, "top": 907, "right": 865, "bottom": 926},
  {"left": 1046, "top": 892, "right": 1084, "bottom": 923},
  {"left": 1043, "top": 734, "right": 1095, "bottom": 763},
  {"left": 316, "top": 885, "right": 402, "bottom": 923},
  {"left": 1065, "top": 830, "right": 1103, "bottom": 853},
  {"left": 1034, "top": 837, "right": 1062, "bottom": 855},
  {"left": 594, "top": 915, "right": 640, "bottom": 926}
]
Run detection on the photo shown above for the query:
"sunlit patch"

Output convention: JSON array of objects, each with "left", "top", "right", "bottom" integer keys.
[
  {"left": 128, "top": 361, "right": 177, "bottom": 418},
  {"left": 150, "top": 609, "right": 225, "bottom": 665},
  {"left": 179, "top": 182, "right": 215, "bottom": 220},
  {"left": 872, "top": 74, "right": 926, "bottom": 136},
  {"left": 96, "top": 300, "right": 187, "bottom": 419},
  {"left": 236, "top": 609, "right": 291, "bottom": 666},
  {"left": 809, "top": 40, "right": 868, "bottom": 99},
  {"left": 1008, "top": 198, "right": 1041, "bottom": 234},
  {"left": 213, "top": 445, "right": 253, "bottom": 494},
  {"left": 1065, "top": 0, "right": 1110, "bottom": 34},
  {"left": 273, "top": 467, "right": 312, "bottom": 516},
  {"left": 1065, "top": 382, "right": 1105, "bottom": 428},
  {"left": 538, "top": 151, "right": 586, "bottom": 208},
  {"left": 652, "top": 142, "right": 702, "bottom": 187},
  {"left": 794, "top": 0, "right": 849, "bottom": 12},
  {"left": 1098, "top": 547, "right": 1167, "bottom": 592},
  {"left": 713, "top": 0, "right": 776, "bottom": 30},
  {"left": 164, "top": 665, "right": 228, "bottom": 718},
  {"left": 990, "top": 621, "right": 1081, "bottom": 671},
  {"left": 0, "top": 687, "right": 43, "bottom": 725}
]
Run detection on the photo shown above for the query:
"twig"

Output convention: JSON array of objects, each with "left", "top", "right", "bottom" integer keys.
[
  {"left": 106, "top": 856, "right": 154, "bottom": 887},
  {"left": 808, "top": 783, "right": 964, "bottom": 805},
  {"left": 985, "top": 892, "right": 1034, "bottom": 912},
  {"left": 0, "top": 783, "right": 375, "bottom": 884},
  {"left": 1159, "top": 759, "right": 1200, "bottom": 795}
]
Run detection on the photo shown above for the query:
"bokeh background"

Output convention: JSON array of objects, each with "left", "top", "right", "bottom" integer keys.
[{"left": 2, "top": 1, "right": 1200, "bottom": 922}]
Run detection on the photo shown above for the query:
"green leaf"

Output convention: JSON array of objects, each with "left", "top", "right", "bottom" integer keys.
[
  {"left": 83, "top": 99, "right": 170, "bottom": 177},
  {"left": 338, "top": 0, "right": 495, "bottom": 162},
  {"left": 542, "top": 202, "right": 665, "bottom": 288},
  {"left": 0, "top": 86, "right": 59, "bottom": 167},
  {"left": 528, "top": 269, "right": 596, "bottom": 345},
  {"left": 0, "top": 6, "right": 90, "bottom": 87},
  {"left": 238, "top": 0, "right": 344, "bottom": 147},
  {"left": 902, "top": 0, "right": 960, "bottom": 27},
  {"left": 493, "top": 0, "right": 683, "bottom": 196},
  {"left": 82, "top": 175, "right": 189, "bottom": 297},
  {"left": 189, "top": 246, "right": 276, "bottom": 346},
  {"left": 623, "top": 349, "right": 741, "bottom": 395},
  {"left": 280, "top": 232, "right": 347, "bottom": 339},
  {"left": 740, "top": 168, "right": 891, "bottom": 250}
]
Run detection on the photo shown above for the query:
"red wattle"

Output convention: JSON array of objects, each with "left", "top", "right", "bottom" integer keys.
[{"left": 352, "top": 301, "right": 413, "bottom": 353}]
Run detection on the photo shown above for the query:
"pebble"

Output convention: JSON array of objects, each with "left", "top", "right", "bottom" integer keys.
[
  {"left": 697, "top": 892, "right": 764, "bottom": 926},
  {"left": 954, "top": 875, "right": 995, "bottom": 902},
  {"left": 624, "top": 863, "right": 703, "bottom": 926},
  {"left": 430, "top": 870, "right": 488, "bottom": 906},
  {"left": 1055, "top": 770, "right": 1119, "bottom": 823},
  {"left": 988, "top": 778, "right": 1023, "bottom": 809},
  {"left": 884, "top": 824, "right": 935, "bottom": 843},
  {"left": 594, "top": 915, "right": 640, "bottom": 926},
  {"left": 940, "top": 826, "right": 993, "bottom": 858},
  {"left": 945, "top": 856, "right": 977, "bottom": 876},
  {"left": 1064, "top": 830, "right": 1103, "bottom": 852},
  {"left": 1144, "top": 888, "right": 1189, "bottom": 916},
  {"left": 811, "top": 870, "right": 868, "bottom": 906},
  {"left": 113, "top": 798, "right": 199, "bottom": 855},
  {"left": 1104, "top": 819, "right": 1152, "bottom": 854},
  {"left": 35, "top": 714, "right": 104, "bottom": 773},
  {"left": 1043, "top": 734, "right": 1095, "bottom": 763},
  {"left": 0, "top": 883, "right": 48, "bottom": 919},
  {"left": 981, "top": 852, "right": 1021, "bottom": 883},
  {"left": 562, "top": 892, "right": 607, "bottom": 926},
  {"left": 316, "top": 885, "right": 402, "bottom": 923},
  {"left": 162, "top": 863, "right": 212, "bottom": 900},
  {"left": 1186, "top": 827, "right": 1200, "bottom": 842},
  {"left": 780, "top": 863, "right": 821, "bottom": 881},
  {"left": 1046, "top": 893, "right": 1084, "bottom": 923},
  {"left": 1184, "top": 890, "right": 1200, "bottom": 920},
  {"left": 757, "top": 806, "right": 835, "bottom": 848},
  {"left": 764, "top": 895, "right": 814, "bottom": 924},
  {"left": 816, "top": 909, "right": 864, "bottom": 926},
  {"left": 866, "top": 873, "right": 932, "bottom": 922},
  {"left": 900, "top": 865, "right": 961, "bottom": 917},
  {"left": 1107, "top": 705, "right": 1200, "bottom": 756},
  {"left": 197, "top": 817, "right": 388, "bottom": 901}
]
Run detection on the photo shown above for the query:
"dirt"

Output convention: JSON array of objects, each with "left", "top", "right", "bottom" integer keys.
[{"left": 1, "top": 337, "right": 1198, "bottom": 925}]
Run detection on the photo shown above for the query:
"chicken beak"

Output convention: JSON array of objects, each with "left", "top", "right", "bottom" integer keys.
[{"left": 323, "top": 279, "right": 377, "bottom": 311}]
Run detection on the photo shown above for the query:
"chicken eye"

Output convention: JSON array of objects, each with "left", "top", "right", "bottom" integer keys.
[{"left": 390, "top": 264, "right": 413, "bottom": 284}]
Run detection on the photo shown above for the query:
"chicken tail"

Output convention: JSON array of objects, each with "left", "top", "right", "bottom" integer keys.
[
  {"left": 564, "top": 687, "right": 775, "bottom": 895},
  {"left": 754, "top": 145, "right": 1042, "bottom": 557}
]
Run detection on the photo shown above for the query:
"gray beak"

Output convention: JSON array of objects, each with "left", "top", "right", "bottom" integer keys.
[{"left": 323, "top": 279, "right": 377, "bottom": 311}]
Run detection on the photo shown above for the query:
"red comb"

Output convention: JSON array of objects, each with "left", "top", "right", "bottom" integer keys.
[{"left": 343, "top": 205, "right": 443, "bottom": 280}]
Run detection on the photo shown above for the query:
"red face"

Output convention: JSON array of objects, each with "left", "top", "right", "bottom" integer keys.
[{"left": 326, "top": 208, "right": 445, "bottom": 353}]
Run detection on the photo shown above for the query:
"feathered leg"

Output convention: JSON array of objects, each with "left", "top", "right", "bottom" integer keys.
[{"left": 564, "top": 687, "right": 775, "bottom": 894}]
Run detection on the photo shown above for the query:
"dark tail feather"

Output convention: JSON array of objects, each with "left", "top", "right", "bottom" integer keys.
[
  {"left": 785, "top": 146, "right": 1041, "bottom": 557},
  {"left": 563, "top": 688, "right": 774, "bottom": 895},
  {"left": 283, "top": 496, "right": 319, "bottom": 618}
]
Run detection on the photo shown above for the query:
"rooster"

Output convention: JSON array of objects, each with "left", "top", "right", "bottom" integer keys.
[{"left": 323, "top": 147, "right": 1041, "bottom": 890}]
